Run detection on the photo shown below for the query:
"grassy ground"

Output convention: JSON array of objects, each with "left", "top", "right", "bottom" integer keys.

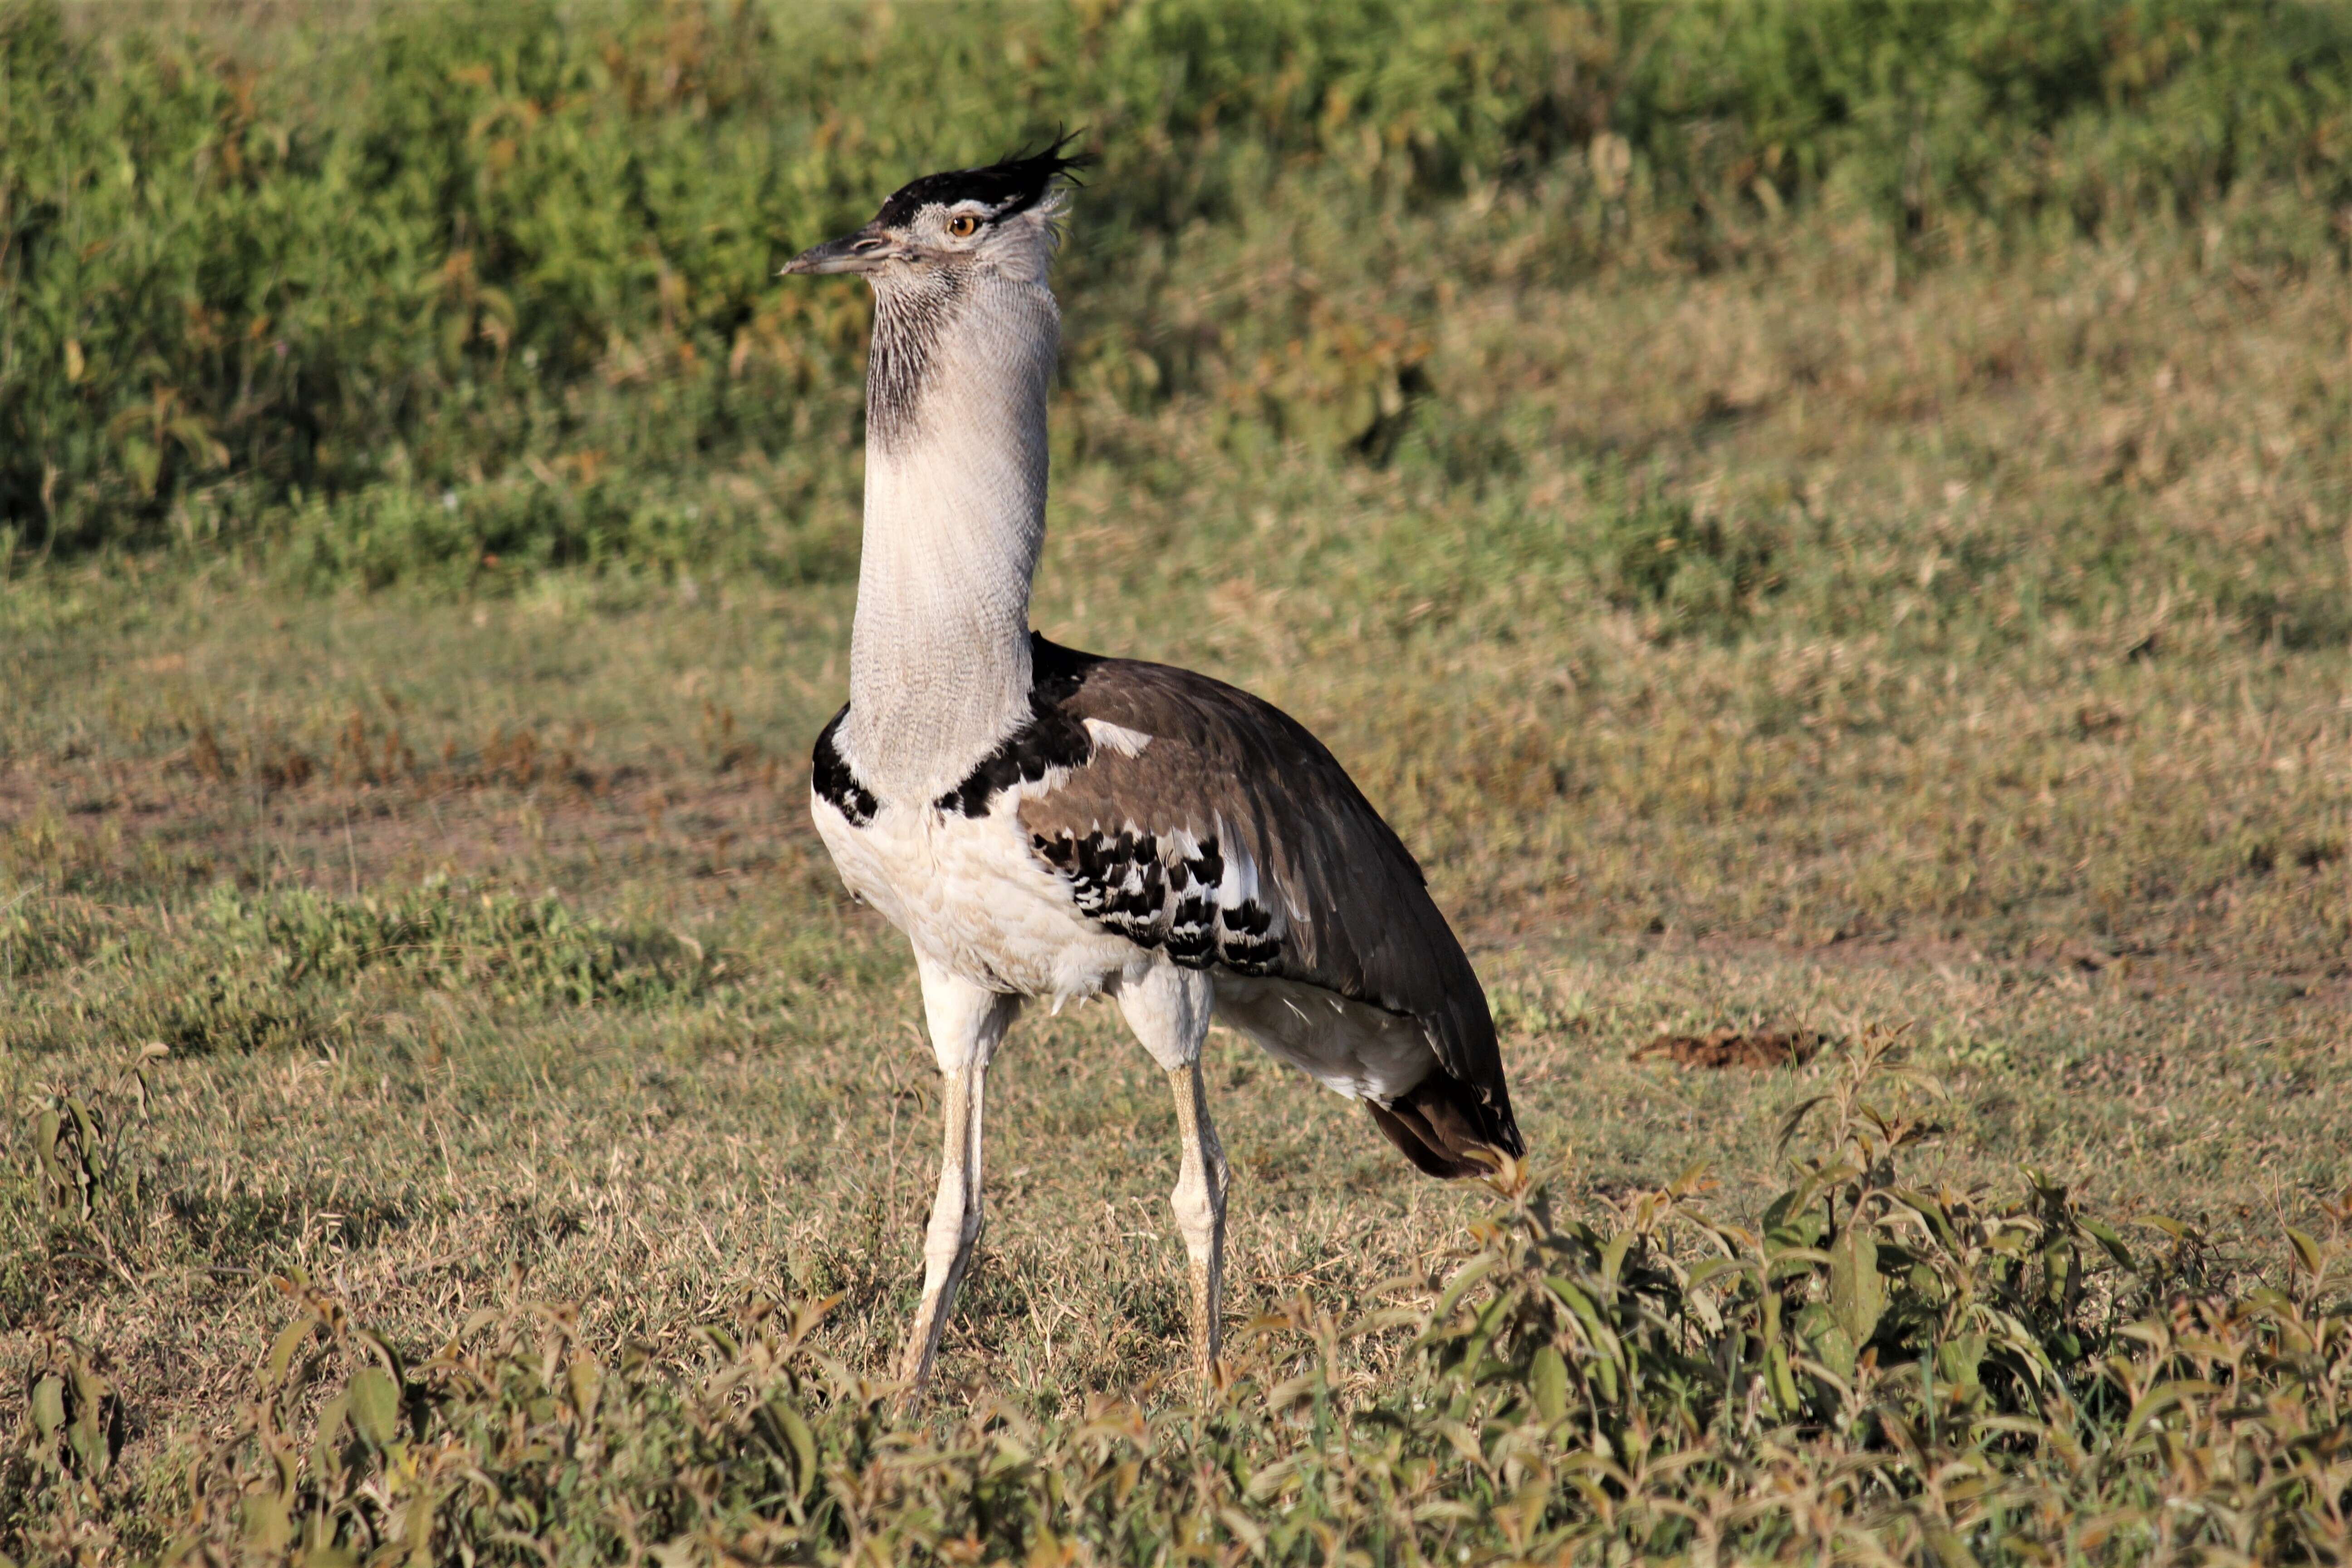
[{"left": 5, "top": 5, "right": 2352, "bottom": 1554}]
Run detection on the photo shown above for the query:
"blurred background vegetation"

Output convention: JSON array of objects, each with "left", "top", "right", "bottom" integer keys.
[{"left": 2, "top": 0, "right": 2345, "bottom": 583}]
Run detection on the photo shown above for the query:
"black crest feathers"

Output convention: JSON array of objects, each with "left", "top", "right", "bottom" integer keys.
[{"left": 874, "top": 132, "right": 1088, "bottom": 227}]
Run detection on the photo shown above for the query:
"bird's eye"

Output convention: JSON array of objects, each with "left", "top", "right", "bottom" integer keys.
[{"left": 946, "top": 213, "right": 981, "bottom": 238}]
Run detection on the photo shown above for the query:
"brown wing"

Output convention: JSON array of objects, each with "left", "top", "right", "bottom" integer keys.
[{"left": 1010, "top": 639, "right": 1523, "bottom": 1171}]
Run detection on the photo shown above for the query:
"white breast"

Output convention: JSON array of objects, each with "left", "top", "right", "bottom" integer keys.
[{"left": 811, "top": 789, "right": 1140, "bottom": 1005}]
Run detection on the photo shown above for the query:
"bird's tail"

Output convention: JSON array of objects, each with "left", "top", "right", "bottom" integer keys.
[{"left": 1365, "top": 1071, "right": 1525, "bottom": 1179}]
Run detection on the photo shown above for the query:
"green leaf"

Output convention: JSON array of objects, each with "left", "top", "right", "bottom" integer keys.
[
  {"left": 241, "top": 1492, "right": 291, "bottom": 1552},
  {"left": 1775, "top": 1093, "right": 1832, "bottom": 1150},
  {"left": 66, "top": 1409, "right": 108, "bottom": 1476},
  {"left": 29, "top": 1374, "right": 65, "bottom": 1441},
  {"left": 1685, "top": 1256, "right": 1750, "bottom": 1290},
  {"left": 567, "top": 1352, "right": 602, "bottom": 1426},
  {"left": 2285, "top": 1227, "right": 2325, "bottom": 1278},
  {"left": 348, "top": 1366, "right": 400, "bottom": 1447},
  {"left": 1797, "top": 1302, "right": 1856, "bottom": 1379},
  {"left": 1924, "top": 1526, "right": 1980, "bottom": 1568},
  {"left": 1432, "top": 1255, "right": 1499, "bottom": 1320},
  {"left": 1546, "top": 1276, "right": 1625, "bottom": 1397},
  {"left": 1829, "top": 1224, "right": 1884, "bottom": 1349},
  {"left": 775, "top": 1402, "right": 818, "bottom": 1497},
  {"left": 311, "top": 1392, "right": 351, "bottom": 1482},
  {"left": 353, "top": 1329, "right": 407, "bottom": 1385},
  {"left": 1529, "top": 1345, "right": 1569, "bottom": 1424},
  {"left": 2080, "top": 1217, "right": 2135, "bottom": 1271},
  {"left": 1244, "top": 1455, "right": 1301, "bottom": 1504},
  {"left": 1542, "top": 1274, "right": 1595, "bottom": 1317},
  {"left": 67, "top": 1097, "right": 98, "bottom": 1153},
  {"left": 1766, "top": 1341, "right": 1800, "bottom": 1414},
  {"left": 121, "top": 436, "right": 161, "bottom": 497},
  {"left": 1765, "top": 1246, "right": 1833, "bottom": 1284},
  {"left": 2118, "top": 1381, "right": 2210, "bottom": 1447},
  {"left": 265, "top": 1315, "right": 316, "bottom": 1385},
  {"left": 1937, "top": 1333, "right": 1987, "bottom": 1393}
]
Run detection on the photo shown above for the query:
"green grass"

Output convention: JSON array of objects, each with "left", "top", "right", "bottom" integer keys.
[{"left": 5, "top": 0, "right": 2352, "bottom": 1562}]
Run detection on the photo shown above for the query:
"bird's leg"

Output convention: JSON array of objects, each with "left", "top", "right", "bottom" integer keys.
[
  {"left": 1118, "top": 962, "right": 1225, "bottom": 1382},
  {"left": 898, "top": 954, "right": 1019, "bottom": 1392},
  {"left": 1167, "top": 1056, "right": 1230, "bottom": 1382},
  {"left": 898, "top": 1054, "right": 980, "bottom": 1387}
]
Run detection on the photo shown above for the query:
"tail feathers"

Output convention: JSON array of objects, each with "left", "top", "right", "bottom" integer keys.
[{"left": 1366, "top": 1071, "right": 1526, "bottom": 1179}]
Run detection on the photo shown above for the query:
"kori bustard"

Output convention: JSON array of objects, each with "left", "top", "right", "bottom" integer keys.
[{"left": 781, "top": 142, "right": 1523, "bottom": 1387}]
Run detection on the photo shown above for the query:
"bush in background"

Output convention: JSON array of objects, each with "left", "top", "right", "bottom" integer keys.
[{"left": 0, "top": 0, "right": 2346, "bottom": 578}]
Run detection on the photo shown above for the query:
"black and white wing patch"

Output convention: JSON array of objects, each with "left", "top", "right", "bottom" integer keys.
[
  {"left": 1028, "top": 821, "right": 1286, "bottom": 974},
  {"left": 1006, "top": 640, "right": 1488, "bottom": 1055}
]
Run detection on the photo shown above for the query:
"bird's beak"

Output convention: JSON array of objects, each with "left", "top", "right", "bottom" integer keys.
[{"left": 780, "top": 221, "right": 895, "bottom": 277}]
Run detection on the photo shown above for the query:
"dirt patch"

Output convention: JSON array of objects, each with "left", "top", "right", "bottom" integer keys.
[{"left": 1632, "top": 1029, "right": 1832, "bottom": 1070}]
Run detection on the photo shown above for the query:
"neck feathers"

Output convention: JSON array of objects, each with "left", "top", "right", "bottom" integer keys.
[{"left": 848, "top": 268, "right": 1059, "bottom": 803}]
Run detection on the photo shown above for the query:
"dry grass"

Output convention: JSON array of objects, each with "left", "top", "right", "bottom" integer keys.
[{"left": 4, "top": 170, "right": 2348, "bottom": 1561}]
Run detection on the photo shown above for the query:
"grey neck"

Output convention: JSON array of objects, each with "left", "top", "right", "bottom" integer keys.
[{"left": 846, "top": 267, "right": 1059, "bottom": 805}]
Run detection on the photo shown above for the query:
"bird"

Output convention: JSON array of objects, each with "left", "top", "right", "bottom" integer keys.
[{"left": 779, "top": 140, "right": 1524, "bottom": 1389}]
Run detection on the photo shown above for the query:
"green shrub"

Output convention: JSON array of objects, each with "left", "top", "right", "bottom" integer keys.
[{"left": 2, "top": 0, "right": 2345, "bottom": 578}]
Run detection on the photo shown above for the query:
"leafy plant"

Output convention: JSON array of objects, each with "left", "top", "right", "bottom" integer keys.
[
  {"left": 20, "top": 1334, "right": 123, "bottom": 1492},
  {"left": 23, "top": 1044, "right": 168, "bottom": 1266}
]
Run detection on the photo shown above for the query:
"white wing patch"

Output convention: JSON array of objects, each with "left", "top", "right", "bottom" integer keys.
[
  {"left": 1081, "top": 717, "right": 1154, "bottom": 758},
  {"left": 1210, "top": 825, "right": 1284, "bottom": 938}
]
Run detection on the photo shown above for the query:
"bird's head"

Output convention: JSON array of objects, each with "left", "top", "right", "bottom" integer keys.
[{"left": 781, "top": 138, "right": 1085, "bottom": 292}]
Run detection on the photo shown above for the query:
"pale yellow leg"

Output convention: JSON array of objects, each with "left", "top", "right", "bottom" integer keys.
[
  {"left": 1167, "top": 1058, "right": 1230, "bottom": 1382},
  {"left": 897, "top": 1054, "right": 986, "bottom": 1387},
  {"left": 897, "top": 955, "right": 1017, "bottom": 1392}
]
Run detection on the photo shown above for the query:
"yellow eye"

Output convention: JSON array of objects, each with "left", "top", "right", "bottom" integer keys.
[{"left": 946, "top": 213, "right": 980, "bottom": 238}]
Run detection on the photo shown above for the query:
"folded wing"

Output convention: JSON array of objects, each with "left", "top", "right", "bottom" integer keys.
[{"left": 1003, "top": 638, "right": 1524, "bottom": 1174}]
